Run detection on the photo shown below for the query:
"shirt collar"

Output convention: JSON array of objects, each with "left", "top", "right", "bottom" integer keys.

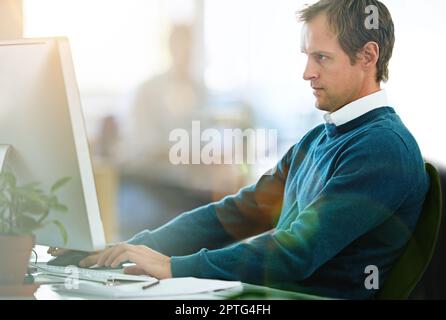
[{"left": 323, "top": 90, "right": 389, "bottom": 126}]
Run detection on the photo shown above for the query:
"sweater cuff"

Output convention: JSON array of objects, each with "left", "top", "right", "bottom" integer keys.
[{"left": 170, "top": 251, "right": 204, "bottom": 278}]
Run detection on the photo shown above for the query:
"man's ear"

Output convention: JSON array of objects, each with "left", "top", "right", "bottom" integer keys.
[{"left": 360, "top": 41, "right": 380, "bottom": 68}]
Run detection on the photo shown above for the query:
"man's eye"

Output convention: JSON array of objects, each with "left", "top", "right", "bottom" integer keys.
[{"left": 318, "top": 54, "right": 327, "bottom": 61}]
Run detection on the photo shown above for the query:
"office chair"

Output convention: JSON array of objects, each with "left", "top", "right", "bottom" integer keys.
[
  {"left": 418, "top": 164, "right": 446, "bottom": 299},
  {"left": 375, "top": 162, "right": 443, "bottom": 300}
]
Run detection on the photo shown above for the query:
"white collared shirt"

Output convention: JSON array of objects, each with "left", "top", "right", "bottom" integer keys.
[{"left": 323, "top": 90, "right": 389, "bottom": 126}]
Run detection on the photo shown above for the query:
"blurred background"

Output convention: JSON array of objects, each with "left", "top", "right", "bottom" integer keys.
[{"left": 1, "top": 0, "right": 445, "bottom": 245}]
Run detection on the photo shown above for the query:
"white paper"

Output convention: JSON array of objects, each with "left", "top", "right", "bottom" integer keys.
[{"left": 57, "top": 277, "right": 242, "bottom": 298}]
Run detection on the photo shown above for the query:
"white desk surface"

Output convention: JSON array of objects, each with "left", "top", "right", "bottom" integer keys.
[{"left": 33, "top": 284, "right": 236, "bottom": 300}]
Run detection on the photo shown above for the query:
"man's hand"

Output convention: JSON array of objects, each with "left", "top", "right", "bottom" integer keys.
[{"left": 80, "top": 243, "right": 172, "bottom": 280}]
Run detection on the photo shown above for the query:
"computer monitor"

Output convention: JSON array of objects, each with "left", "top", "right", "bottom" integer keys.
[{"left": 0, "top": 37, "right": 106, "bottom": 251}]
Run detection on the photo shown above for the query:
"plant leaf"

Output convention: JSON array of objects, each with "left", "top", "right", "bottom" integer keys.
[
  {"left": 52, "top": 203, "right": 68, "bottom": 213},
  {"left": 48, "top": 220, "right": 68, "bottom": 245},
  {"left": 20, "top": 193, "right": 49, "bottom": 215},
  {"left": 0, "top": 192, "right": 7, "bottom": 204},
  {"left": 1, "top": 171, "right": 70, "bottom": 237},
  {"left": 1, "top": 172, "right": 16, "bottom": 188},
  {"left": 22, "top": 182, "right": 41, "bottom": 190},
  {"left": 48, "top": 195, "right": 59, "bottom": 206},
  {"left": 15, "top": 214, "right": 40, "bottom": 234},
  {"left": 51, "top": 177, "right": 71, "bottom": 193},
  {"left": 14, "top": 188, "right": 50, "bottom": 212}
]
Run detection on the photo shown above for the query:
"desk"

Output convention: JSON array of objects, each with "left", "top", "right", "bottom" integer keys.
[
  {"left": 33, "top": 283, "right": 240, "bottom": 300},
  {"left": 32, "top": 283, "right": 323, "bottom": 300}
]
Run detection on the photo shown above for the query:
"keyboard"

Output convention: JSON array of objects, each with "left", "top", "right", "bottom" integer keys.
[{"left": 32, "top": 262, "right": 157, "bottom": 284}]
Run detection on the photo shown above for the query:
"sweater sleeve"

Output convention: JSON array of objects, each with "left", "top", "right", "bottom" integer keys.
[
  {"left": 126, "top": 146, "right": 294, "bottom": 256},
  {"left": 170, "top": 130, "right": 417, "bottom": 285}
]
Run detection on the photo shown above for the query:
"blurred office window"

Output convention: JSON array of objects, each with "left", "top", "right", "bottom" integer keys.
[
  {"left": 24, "top": 0, "right": 164, "bottom": 94},
  {"left": 384, "top": 0, "right": 446, "bottom": 167}
]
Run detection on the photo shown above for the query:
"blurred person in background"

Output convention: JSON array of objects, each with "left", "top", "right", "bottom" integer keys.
[
  {"left": 113, "top": 23, "right": 246, "bottom": 195},
  {"left": 119, "top": 24, "right": 206, "bottom": 176}
]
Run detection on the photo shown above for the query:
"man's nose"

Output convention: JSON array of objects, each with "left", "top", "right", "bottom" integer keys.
[{"left": 303, "top": 60, "right": 318, "bottom": 81}]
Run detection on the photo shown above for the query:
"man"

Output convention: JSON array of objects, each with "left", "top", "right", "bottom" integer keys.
[{"left": 50, "top": 0, "right": 429, "bottom": 299}]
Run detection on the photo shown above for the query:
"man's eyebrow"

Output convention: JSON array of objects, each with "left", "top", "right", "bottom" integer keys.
[
  {"left": 309, "top": 51, "right": 333, "bottom": 56},
  {"left": 300, "top": 49, "right": 334, "bottom": 56}
]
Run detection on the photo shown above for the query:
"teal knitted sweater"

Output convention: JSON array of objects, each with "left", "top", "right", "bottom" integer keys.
[{"left": 128, "top": 107, "right": 429, "bottom": 299}]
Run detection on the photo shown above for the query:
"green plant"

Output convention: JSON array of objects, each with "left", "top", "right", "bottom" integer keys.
[{"left": 0, "top": 171, "right": 71, "bottom": 244}]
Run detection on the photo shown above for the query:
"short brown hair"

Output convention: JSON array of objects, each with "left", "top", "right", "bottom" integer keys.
[{"left": 298, "top": 0, "right": 395, "bottom": 83}]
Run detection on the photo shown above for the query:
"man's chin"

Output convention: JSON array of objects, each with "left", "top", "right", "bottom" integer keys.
[{"left": 314, "top": 100, "right": 330, "bottom": 112}]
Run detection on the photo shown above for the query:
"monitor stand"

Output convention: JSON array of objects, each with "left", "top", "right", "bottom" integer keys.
[{"left": 0, "top": 144, "right": 11, "bottom": 173}]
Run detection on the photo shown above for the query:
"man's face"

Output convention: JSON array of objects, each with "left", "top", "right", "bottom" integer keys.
[{"left": 301, "top": 14, "right": 365, "bottom": 112}]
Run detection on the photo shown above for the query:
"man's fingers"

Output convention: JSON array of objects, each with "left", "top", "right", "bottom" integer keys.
[
  {"left": 110, "top": 252, "right": 129, "bottom": 268},
  {"left": 123, "top": 265, "right": 146, "bottom": 275},
  {"left": 102, "top": 244, "right": 134, "bottom": 267},
  {"left": 97, "top": 246, "right": 120, "bottom": 266},
  {"left": 79, "top": 253, "right": 100, "bottom": 268},
  {"left": 103, "top": 246, "right": 127, "bottom": 267}
]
